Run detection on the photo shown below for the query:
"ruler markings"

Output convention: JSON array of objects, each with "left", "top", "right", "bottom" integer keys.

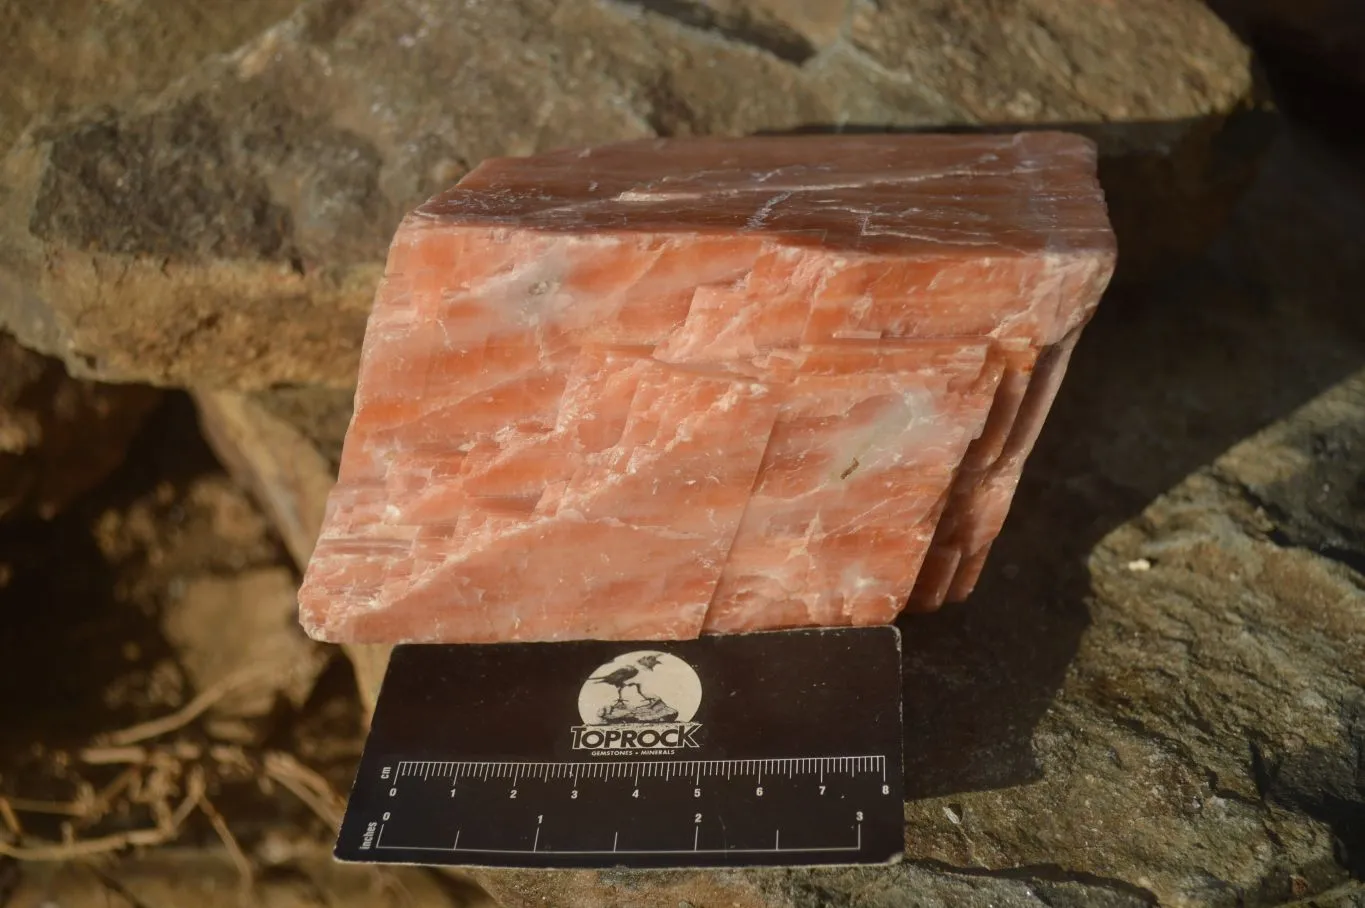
[
  {"left": 344, "top": 628, "right": 901, "bottom": 869},
  {"left": 383, "top": 756, "right": 886, "bottom": 778},
  {"left": 374, "top": 842, "right": 862, "bottom": 856}
]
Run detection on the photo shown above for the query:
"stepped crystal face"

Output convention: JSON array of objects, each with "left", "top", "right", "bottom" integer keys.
[{"left": 299, "top": 133, "right": 1116, "bottom": 644}]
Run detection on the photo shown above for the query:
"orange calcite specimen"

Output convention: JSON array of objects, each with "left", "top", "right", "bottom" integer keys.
[{"left": 299, "top": 133, "right": 1116, "bottom": 644}]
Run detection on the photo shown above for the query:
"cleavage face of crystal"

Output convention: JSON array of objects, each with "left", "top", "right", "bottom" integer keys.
[{"left": 298, "top": 133, "right": 1117, "bottom": 644}]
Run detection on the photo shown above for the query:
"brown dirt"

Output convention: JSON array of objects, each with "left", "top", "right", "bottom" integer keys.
[{"left": 0, "top": 395, "right": 463, "bottom": 906}]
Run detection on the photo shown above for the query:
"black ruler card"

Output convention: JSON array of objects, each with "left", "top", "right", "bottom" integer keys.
[{"left": 335, "top": 626, "right": 904, "bottom": 869}]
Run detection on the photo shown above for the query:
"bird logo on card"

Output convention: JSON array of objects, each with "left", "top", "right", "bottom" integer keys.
[{"left": 570, "top": 651, "right": 702, "bottom": 753}]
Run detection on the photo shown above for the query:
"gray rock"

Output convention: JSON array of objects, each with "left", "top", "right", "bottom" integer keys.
[
  {"left": 474, "top": 862, "right": 1156, "bottom": 908},
  {"left": 0, "top": 0, "right": 302, "bottom": 152},
  {"left": 619, "top": 0, "right": 849, "bottom": 63},
  {"left": 0, "top": 0, "right": 1258, "bottom": 390}
]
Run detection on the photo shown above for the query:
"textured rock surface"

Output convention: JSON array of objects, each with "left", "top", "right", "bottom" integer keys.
[
  {"left": 467, "top": 125, "right": 1365, "bottom": 907},
  {"left": 8, "top": 845, "right": 490, "bottom": 908},
  {"left": 0, "top": 332, "right": 160, "bottom": 521},
  {"left": 194, "top": 389, "right": 391, "bottom": 715},
  {"left": 195, "top": 390, "right": 335, "bottom": 570},
  {"left": 0, "top": 0, "right": 1252, "bottom": 391},
  {"left": 298, "top": 132, "right": 1115, "bottom": 644},
  {"left": 474, "top": 863, "right": 1161, "bottom": 908},
  {"left": 246, "top": 385, "right": 356, "bottom": 470},
  {"left": 160, "top": 567, "right": 326, "bottom": 721},
  {"left": 0, "top": 0, "right": 300, "bottom": 152}
]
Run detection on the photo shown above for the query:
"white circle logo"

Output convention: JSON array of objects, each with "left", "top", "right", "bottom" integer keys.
[{"left": 577, "top": 651, "right": 702, "bottom": 726}]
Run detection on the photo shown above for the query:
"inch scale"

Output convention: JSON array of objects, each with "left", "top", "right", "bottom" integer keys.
[{"left": 337, "top": 628, "right": 904, "bottom": 869}]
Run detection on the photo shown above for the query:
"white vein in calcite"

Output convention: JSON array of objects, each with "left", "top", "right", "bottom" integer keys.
[{"left": 298, "top": 132, "right": 1116, "bottom": 645}]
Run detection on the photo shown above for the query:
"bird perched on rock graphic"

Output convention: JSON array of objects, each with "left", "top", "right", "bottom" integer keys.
[{"left": 589, "top": 654, "right": 678, "bottom": 724}]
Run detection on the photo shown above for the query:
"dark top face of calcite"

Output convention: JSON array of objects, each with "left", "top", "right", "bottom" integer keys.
[
  {"left": 298, "top": 133, "right": 1116, "bottom": 646},
  {"left": 419, "top": 132, "right": 1115, "bottom": 257}
]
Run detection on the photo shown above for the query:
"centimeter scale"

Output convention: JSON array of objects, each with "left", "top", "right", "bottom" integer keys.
[{"left": 336, "top": 626, "right": 905, "bottom": 869}]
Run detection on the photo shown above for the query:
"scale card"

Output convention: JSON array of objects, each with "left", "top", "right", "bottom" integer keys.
[{"left": 335, "top": 626, "right": 904, "bottom": 869}]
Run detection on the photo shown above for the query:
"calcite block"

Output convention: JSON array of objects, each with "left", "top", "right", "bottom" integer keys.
[{"left": 299, "top": 133, "right": 1116, "bottom": 644}]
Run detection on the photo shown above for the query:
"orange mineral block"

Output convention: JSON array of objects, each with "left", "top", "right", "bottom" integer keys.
[{"left": 299, "top": 133, "right": 1116, "bottom": 644}]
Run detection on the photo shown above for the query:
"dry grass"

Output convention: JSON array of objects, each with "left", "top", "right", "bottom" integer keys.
[{"left": 0, "top": 662, "right": 352, "bottom": 904}]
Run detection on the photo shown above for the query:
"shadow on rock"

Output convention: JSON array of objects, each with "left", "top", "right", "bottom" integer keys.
[
  {"left": 840, "top": 118, "right": 1365, "bottom": 801},
  {"left": 1251, "top": 696, "right": 1365, "bottom": 879}
]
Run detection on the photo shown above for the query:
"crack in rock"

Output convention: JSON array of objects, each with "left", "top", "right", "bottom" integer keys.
[
  {"left": 910, "top": 859, "right": 1160, "bottom": 906},
  {"left": 610, "top": 0, "right": 817, "bottom": 64}
]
